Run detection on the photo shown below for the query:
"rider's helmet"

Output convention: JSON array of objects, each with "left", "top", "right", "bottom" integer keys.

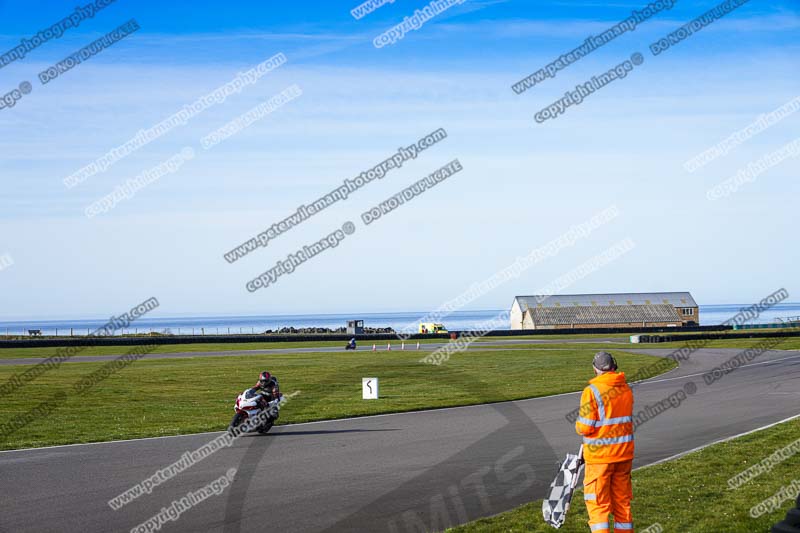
[{"left": 258, "top": 371, "right": 272, "bottom": 388}]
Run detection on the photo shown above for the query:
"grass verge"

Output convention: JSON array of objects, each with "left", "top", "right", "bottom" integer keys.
[
  {"left": 0, "top": 339, "right": 450, "bottom": 359},
  {"left": 652, "top": 337, "right": 800, "bottom": 351},
  {"left": 0, "top": 347, "right": 670, "bottom": 450},
  {"left": 0, "top": 331, "right": 675, "bottom": 360},
  {"left": 448, "top": 417, "right": 800, "bottom": 533}
]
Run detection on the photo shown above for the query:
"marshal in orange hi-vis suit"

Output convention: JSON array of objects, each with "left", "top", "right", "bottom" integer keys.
[{"left": 575, "top": 352, "right": 634, "bottom": 533}]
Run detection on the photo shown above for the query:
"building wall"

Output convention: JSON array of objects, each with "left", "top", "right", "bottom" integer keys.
[
  {"left": 513, "top": 296, "right": 698, "bottom": 329},
  {"left": 534, "top": 320, "right": 682, "bottom": 330},
  {"left": 675, "top": 306, "right": 699, "bottom": 325},
  {"left": 510, "top": 300, "right": 525, "bottom": 330},
  {"left": 522, "top": 311, "right": 533, "bottom": 329},
  {"left": 521, "top": 306, "right": 686, "bottom": 330}
]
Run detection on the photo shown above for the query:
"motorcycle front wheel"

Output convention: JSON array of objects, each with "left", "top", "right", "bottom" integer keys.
[{"left": 228, "top": 412, "right": 245, "bottom": 433}]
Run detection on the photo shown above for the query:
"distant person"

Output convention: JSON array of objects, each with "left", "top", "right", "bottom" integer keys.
[
  {"left": 348, "top": 337, "right": 357, "bottom": 349},
  {"left": 574, "top": 352, "right": 634, "bottom": 533}
]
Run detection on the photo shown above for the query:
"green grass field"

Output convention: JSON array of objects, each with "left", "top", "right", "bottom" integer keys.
[
  {"left": 0, "top": 347, "right": 671, "bottom": 451},
  {"left": 0, "top": 333, "right": 640, "bottom": 360},
  {"left": 1, "top": 329, "right": 796, "bottom": 362},
  {"left": 0, "top": 339, "right": 454, "bottom": 359},
  {"left": 448, "top": 417, "right": 800, "bottom": 533},
  {"left": 666, "top": 326, "right": 800, "bottom": 336},
  {"left": 651, "top": 337, "right": 800, "bottom": 351}
]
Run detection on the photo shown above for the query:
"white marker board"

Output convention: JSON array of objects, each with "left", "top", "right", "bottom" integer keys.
[{"left": 362, "top": 378, "right": 379, "bottom": 400}]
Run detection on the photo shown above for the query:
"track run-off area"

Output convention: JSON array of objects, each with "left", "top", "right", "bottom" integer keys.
[{"left": 1, "top": 338, "right": 799, "bottom": 532}]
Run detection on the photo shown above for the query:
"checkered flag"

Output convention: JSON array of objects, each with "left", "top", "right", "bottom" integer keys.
[{"left": 542, "top": 445, "right": 584, "bottom": 529}]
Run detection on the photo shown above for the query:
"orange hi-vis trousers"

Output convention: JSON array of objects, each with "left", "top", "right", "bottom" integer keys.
[{"left": 583, "top": 460, "right": 633, "bottom": 532}]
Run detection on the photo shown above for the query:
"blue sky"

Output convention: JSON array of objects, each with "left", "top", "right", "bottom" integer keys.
[{"left": 0, "top": 0, "right": 798, "bottom": 319}]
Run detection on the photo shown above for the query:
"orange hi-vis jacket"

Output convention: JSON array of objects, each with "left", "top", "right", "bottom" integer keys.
[{"left": 575, "top": 371, "right": 634, "bottom": 464}]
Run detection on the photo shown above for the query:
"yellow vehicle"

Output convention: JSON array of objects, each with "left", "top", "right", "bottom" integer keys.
[{"left": 418, "top": 323, "right": 448, "bottom": 334}]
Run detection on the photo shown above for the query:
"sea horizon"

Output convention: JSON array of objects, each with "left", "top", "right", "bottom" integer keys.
[{"left": 1, "top": 302, "right": 799, "bottom": 337}]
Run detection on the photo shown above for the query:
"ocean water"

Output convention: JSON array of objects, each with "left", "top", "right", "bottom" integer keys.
[{"left": 2, "top": 302, "right": 799, "bottom": 337}]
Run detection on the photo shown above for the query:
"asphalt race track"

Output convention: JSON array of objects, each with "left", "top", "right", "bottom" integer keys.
[{"left": 1, "top": 347, "right": 799, "bottom": 532}]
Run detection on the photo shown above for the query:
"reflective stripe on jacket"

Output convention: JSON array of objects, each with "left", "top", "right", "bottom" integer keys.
[{"left": 575, "top": 371, "right": 634, "bottom": 464}]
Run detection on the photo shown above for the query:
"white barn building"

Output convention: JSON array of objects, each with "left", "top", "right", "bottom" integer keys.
[{"left": 510, "top": 292, "right": 698, "bottom": 330}]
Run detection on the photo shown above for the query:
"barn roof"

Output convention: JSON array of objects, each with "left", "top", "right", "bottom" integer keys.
[
  {"left": 513, "top": 292, "right": 696, "bottom": 310},
  {"left": 526, "top": 304, "right": 682, "bottom": 326}
]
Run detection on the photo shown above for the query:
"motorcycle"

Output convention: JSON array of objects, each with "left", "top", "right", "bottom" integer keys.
[
  {"left": 345, "top": 339, "right": 357, "bottom": 350},
  {"left": 228, "top": 387, "right": 282, "bottom": 435}
]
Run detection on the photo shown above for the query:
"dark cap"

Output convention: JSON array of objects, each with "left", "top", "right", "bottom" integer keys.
[{"left": 592, "top": 351, "right": 617, "bottom": 372}]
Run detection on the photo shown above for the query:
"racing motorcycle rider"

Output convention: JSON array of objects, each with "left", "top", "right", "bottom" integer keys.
[
  {"left": 228, "top": 371, "right": 283, "bottom": 434},
  {"left": 254, "top": 371, "right": 282, "bottom": 404}
]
